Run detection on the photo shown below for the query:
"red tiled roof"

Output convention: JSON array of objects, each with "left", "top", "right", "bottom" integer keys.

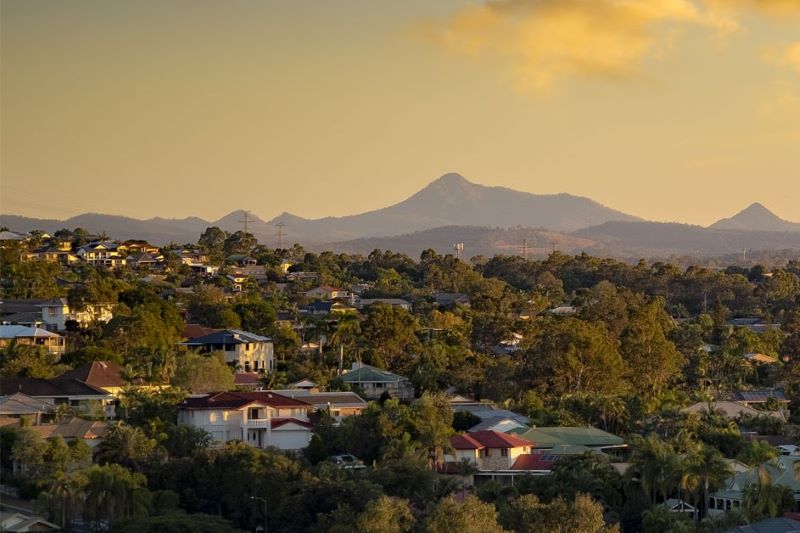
[
  {"left": 511, "top": 452, "right": 560, "bottom": 471},
  {"left": 451, "top": 433, "right": 486, "bottom": 450},
  {"left": 180, "top": 391, "right": 312, "bottom": 410},
  {"left": 452, "top": 430, "right": 534, "bottom": 450},
  {"left": 56, "top": 361, "right": 125, "bottom": 388}
]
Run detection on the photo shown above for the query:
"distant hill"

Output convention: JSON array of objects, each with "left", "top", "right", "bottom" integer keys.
[
  {"left": 267, "top": 173, "right": 639, "bottom": 243},
  {"left": 1, "top": 173, "right": 639, "bottom": 245},
  {"left": 575, "top": 221, "right": 800, "bottom": 256},
  {"left": 328, "top": 225, "right": 599, "bottom": 258},
  {"left": 710, "top": 203, "right": 800, "bottom": 232},
  {"left": 0, "top": 213, "right": 209, "bottom": 244}
]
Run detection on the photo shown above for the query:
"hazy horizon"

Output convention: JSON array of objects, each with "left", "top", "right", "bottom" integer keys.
[{"left": 2, "top": 0, "right": 799, "bottom": 225}]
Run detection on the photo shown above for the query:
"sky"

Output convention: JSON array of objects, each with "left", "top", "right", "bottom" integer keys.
[{"left": 2, "top": 0, "right": 799, "bottom": 226}]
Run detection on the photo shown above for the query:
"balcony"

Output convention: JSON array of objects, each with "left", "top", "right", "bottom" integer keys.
[{"left": 247, "top": 418, "right": 269, "bottom": 428}]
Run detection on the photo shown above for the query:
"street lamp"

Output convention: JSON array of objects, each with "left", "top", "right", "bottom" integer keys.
[{"left": 250, "top": 496, "right": 267, "bottom": 533}]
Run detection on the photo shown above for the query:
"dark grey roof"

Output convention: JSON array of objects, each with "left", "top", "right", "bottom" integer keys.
[
  {"left": 183, "top": 329, "right": 271, "bottom": 346},
  {"left": 0, "top": 377, "right": 111, "bottom": 398},
  {"left": 725, "top": 517, "right": 800, "bottom": 533},
  {"left": 733, "top": 390, "right": 789, "bottom": 403}
]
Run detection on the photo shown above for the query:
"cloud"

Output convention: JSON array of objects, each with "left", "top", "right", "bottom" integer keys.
[
  {"left": 421, "top": 0, "right": 800, "bottom": 90},
  {"left": 780, "top": 41, "right": 800, "bottom": 73}
]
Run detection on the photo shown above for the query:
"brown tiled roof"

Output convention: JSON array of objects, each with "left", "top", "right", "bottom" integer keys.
[
  {"left": 180, "top": 391, "right": 311, "bottom": 410},
  {"left": 56, "top": 361, "right": 125, "bottom": 388},
  {"left": 31, "top": 418, "right": 108, "bottom": 440},
  {"left": 181, "top": 323, "right": 222, "bottom": 340}
]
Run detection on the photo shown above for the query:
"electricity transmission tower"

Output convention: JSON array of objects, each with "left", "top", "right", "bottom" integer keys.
[
  {"left": 239, "top": 211, "right": 252, "bottom": 233},
  {"left": 276, "top": 222, "right": 286, "bottom": 249}
]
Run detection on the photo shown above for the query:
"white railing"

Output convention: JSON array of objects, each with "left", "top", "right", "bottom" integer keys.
[{"left": 247, "top": 418, "right": 269, "bottom": 428}]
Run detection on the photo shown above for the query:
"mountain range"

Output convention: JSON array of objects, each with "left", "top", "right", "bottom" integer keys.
[{"left": 2, "top": 173, "right": 799, "bottom": 258}]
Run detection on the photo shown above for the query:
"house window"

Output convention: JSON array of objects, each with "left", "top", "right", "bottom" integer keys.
[
  {"left": 249, "top": 408, "right": 259, "bottom": 420},
  {"left": 209, "top": 412, "right": 217, "bottom": 423},
  {"left": 501, "top": 449, "right": 508, "bottom": 457},
  {"left": 47, "top": 307, "right": 57, "bottom": 317},
  {"left": 481, "top": 449, "right": 489, "bottom": 457}
]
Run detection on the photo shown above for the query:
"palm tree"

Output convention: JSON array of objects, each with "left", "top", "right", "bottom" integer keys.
[
  {"left": 47, "top": 470, "right": 88, "bottom": 530},
  {"left": 681, "top": 444, "right": 732, "bottom": 518},
  {"left": 330, "top": 313, "right": 362, "bottom": 374},
  {"left": 630, "top": 434, "right": 682, "bottom": 504},
  {"left": 743, "top": 462, "right": 796, "bottom": 520}
]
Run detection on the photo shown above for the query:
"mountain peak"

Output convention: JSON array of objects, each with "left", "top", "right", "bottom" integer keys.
[
  {"left": 429, "top": 173, "right": 473, "bottom": 188},
  {"left": 711, "top": 203, "right": 800, "bottom": 232}
]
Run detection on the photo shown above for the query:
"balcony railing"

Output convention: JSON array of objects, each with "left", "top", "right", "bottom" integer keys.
[{"left": 247, "top": 418, "right": 269, "bottom": 428}]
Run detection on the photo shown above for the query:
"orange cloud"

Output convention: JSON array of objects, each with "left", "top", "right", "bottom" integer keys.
[{"left": 423, "top": 0, "right": 800, "bottom": 90}]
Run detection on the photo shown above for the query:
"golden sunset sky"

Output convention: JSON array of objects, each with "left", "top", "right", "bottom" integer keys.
[{"left": 2, "top": 0, "right": 799, "bottom": 225}]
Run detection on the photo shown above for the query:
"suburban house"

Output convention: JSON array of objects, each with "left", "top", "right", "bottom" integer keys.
[
  {"left": 76, "top": 241, "right": 126, "bottom": 268},
  {"left": 127, "top": 252, "right": 164, "bottom": 270},
  {"left": 0, "top": 298, "right": 114, "bottom": 331},
  {"left": 709, "top": 455, "right": 800, "bottom": 516},
  {"left": 305, "top": 285, "right": 352, "bottom": 301},
  {"left": 0, "top": 393, "right": 54, "bottom": 426},
  {"left": 54, "top": 361, "right": 155, "bottom": 397},
  {"left": 182, "top": 329, "right": 275, "bottom": 373},
  {"left": 511, "top": 426, "right": 628, "bottom": 458},
  {"left": 177, "top": 391, "right": 313, "bottom": 451},
  {"left": 271, "top": 389, "right": 368, "bottom": 424},
  {"left": 443, "top": 430, "right": 543, "bottom": 485},
  {"left": 20, "top": 245, "right": 79, "bottom": 265},
  {"left": 0, "top": 511, "right": 60, "bottom": 532},
  {"left": 31, "top": 418, "right": 109, "bottom": 449},
  {"left": 433, "top": 292, "right": 470, "bottom": 307},
  {"left": 449, "top": 397, "right": 530, "bottom": 427},
  {"left": 300, "top": 301, "right": 357, "bottom": 316},
  {"left": 468, "top": 417, "right": 528, "bottom": 434},
  {"left": 339, "top": 362, "right": 415, "bottom": 401},
  {"left": 0, "top": 325, "right": 66, "bottom": 356},
  {"left": 731, "top": 390, "right": 790, "bottom": 408},
  {"left": 38, "top": 298, "right": 114, "bottom": 331},
  {"left": 683, "top": 400, "right": 787, "bottom": 422},
  {"left": 0, "top": 377, "right": 116, "bottom": 419},
  {"left": 357, "top": 298, "right": 412, "bottom": 312}
]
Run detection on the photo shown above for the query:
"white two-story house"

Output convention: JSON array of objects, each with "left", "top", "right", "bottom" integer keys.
[
  {"left": 177, "top": 391, "right": 313, "bottom": 451},
  {"left": 76, "top": 242, "right": 126, "bottom": 268},
  {"left": 182, "top": 329, "right": 274, "bottom": 373}
]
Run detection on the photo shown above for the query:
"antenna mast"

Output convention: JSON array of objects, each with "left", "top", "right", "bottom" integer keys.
[
  {"left": 522, "top": 238, "right": 528, "bottom": 260},
  {"left": 276, "top": 222, "right": 286, "bottom": 249},
  {"left": 453, "top": 242, "right": 464, "bottom": 260}
]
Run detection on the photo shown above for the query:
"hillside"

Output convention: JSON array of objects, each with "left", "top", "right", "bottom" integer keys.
[
  {"left": 710, "top": 203, "right": 800, "bottom": 232},
  {"left": 327, "top": 225, "right": 599, "bottom": 258},
  {"left": 575, "top": 221, "right": 800, "bottom": 256}
]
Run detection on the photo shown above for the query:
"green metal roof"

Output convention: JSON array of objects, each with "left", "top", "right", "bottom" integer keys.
[{"left": 516, "top": 426, "right": 625, "bottom": 449}]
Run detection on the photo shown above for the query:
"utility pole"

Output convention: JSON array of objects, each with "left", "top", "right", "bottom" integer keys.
[
  {"left": 275, "top": 222, "right": 286, "bottom": 250},
  {"left": 239, "top": 210, "right": 251, "bottom": 233},
  {"left": 250, "top": 496, "right": 267, "bottom": 533},
  {"left": 522, "top": 238, "right": 528, "bottom": 260}
]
